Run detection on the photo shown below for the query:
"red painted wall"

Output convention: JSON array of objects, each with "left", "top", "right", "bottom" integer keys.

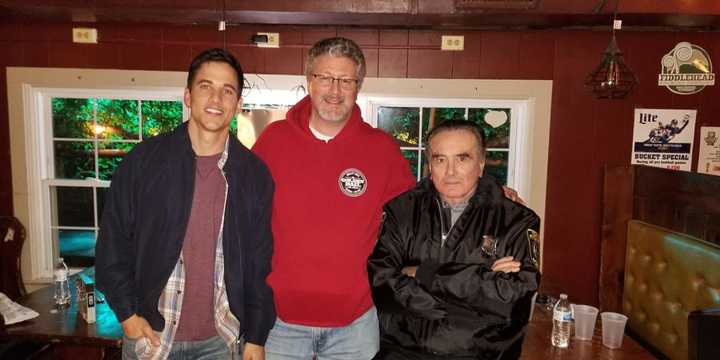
[{"left": 1, "top": 22, "right": 718, "bottom": 305}]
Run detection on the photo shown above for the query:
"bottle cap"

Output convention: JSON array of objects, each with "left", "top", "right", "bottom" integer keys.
[{"left": 559, "top": 293, "right": 568, "bottom": 299}]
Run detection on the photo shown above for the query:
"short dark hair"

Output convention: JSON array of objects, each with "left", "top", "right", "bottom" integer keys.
[
  {"left": 305, "top": 37, "right": 366, "bottom": 86},
  {"left": 425, "top": 120, "right": 487, "bottom": 158},
  {"left": 187, "top": 48, "right": 244, "bottom": 95}
]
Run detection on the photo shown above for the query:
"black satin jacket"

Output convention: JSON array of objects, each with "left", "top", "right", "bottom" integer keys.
[{"left": 368, "top": 176, "right": 541, "bottom": 359}]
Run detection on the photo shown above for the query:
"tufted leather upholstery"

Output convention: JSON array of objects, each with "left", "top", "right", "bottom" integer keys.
[{"left": 623, "top": 220, "right": 720, "bottom": 360}]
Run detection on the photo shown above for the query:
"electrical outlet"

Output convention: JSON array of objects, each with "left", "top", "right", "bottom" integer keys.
[
  {"left": 257, "top": 32, "right": 280, "bottom": 48},
  {"left": 72, "top": 28, "right": 98, "bottom": 44},
  {"left": 441, "top": 35, "right": 464, "bottom": 51}
]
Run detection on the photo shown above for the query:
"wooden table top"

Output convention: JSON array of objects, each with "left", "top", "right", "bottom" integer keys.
[
  {"left": 1, "top": 270, "right": 123, "bottom": 348},
  {"left": 3, "top": 276, "right": 658, "bottom": 359},
  {"left": 521, "top": 304, "right": 656, "bottom": 359}
]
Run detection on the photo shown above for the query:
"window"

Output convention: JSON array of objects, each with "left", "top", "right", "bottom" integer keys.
[
  {"left": 367, "top": 98, "right": 527, "bottom": 188},
  {"left": 47, "top": 96, "right": 185, "bottom": 268}
]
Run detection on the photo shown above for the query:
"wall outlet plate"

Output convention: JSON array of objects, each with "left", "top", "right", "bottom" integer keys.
[
  {"left": 441, "top": 35, "right": 464, "bottom": 51},
  {"left": 72, "top": 28, "right": 98, "bottom": 44},
  {"left": 257, "top": 32, "right": 280, "bottom": 48}
]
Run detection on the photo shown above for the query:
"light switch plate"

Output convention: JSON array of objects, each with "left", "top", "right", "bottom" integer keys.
[
  {"left": 257, "top": 32, "right": 280, "bottom": 48},
  {"left": 72, "top": 28, "right": 98, "bottom": 44},
  {"left": 441, "top": 35, "right": 464, "bottom": 51}
]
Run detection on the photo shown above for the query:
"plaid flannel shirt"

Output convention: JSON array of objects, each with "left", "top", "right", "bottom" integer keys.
[{"left": 130, "top": 140, "right": 240, "bottom": 360}]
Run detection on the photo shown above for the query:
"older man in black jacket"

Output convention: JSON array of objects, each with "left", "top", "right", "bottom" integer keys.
[{"left": 369, "top": 120, "right": 541, "bottom": 360}]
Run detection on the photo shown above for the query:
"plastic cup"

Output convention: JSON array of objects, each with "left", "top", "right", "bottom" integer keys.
[
  {"left": 572, "top": 304, "right": 599, "bottom": 341},
  {"left": 601, "top": 312, "right": 628, "bottom": 349}
]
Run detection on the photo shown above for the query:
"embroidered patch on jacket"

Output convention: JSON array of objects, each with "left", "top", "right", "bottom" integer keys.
[
  {"left": 527, "top": 229, "right": 540, "bottom": 268},
  {"left": 338, "top": 168, "right": 367, "bottom": 197},
  {"left": 481, "top": 235, "right": 498, "bottom": 257}
]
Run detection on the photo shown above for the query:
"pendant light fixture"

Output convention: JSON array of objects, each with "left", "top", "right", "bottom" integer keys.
[{"left": 584, "top": 2, "right": 637, "bottom": 99}]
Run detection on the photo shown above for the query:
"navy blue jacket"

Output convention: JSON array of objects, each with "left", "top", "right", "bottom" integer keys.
[{"left": 96, "top": 122, "right": 276, "bottom": 345}]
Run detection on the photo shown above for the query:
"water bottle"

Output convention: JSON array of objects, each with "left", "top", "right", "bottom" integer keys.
[
  {"left": 54, "top": 257, "right": 71, "bottom": 307},
  {"left": 551, "top": 293, "right": 572, "bottom": 348}
]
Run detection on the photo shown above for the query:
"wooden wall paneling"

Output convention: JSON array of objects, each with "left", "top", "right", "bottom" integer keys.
[
  {"left": 408, "top": 30, "right": 442, "bottom": 48},
  {"left": 599, "top": 165, "right": 635, "bottom": 312},
  {"left": 618, "top": 31, "right": 676, "bottom": 108},
  {"left": 87, "top": 43, "right": 122, "bottom": 69},
  {"left": 478, "top": 32, "right": 521, "bottom": 79},
  {"left": 119, "top": 43, "right": 162, "bottom": 70},
  {"left": 592, "top": 98, "right": 635, "bottom": 166},
  {"left": 407, "top": 49, "right": 452, "bottom": 78},
  {"left": 362, "top": 48, "right": 379, "bottom": 78},
  {"left": 379, "top": 30, "right": 408, "bottom": 47},
  {"left": 302, "top": 28, "right": 337, "bottom": 45},
  {"left": 0, "top": 68, "right": 12, "bottom": 216},
  {"left": 451, "top": 31, "right": 481, "bottom": 79},
  {"left": 542, "top": 31, "right": 608, "bottom": 306},
  {"left": 300, "top": 48, "right": 310, "bottom": 77},
  {"left": 161, "top": 44, "right": 193, "bottom": 71},
  {"left": 186, "top": 25, "right": 222, "bottom": 45},
  {"left": 619, "top": 0, "right": 720, "bottom": 14},
  {"left": 378, "top": 48, "right": 408, "bottom": 78},
  {"left": 633, "top": 166, "right": 720, "bottom": 248},
  {"left": 21, "top": 42, "right": 50, "bottom": 68},
  {"left": 230, "top": 45, "right": 265, "bottom": 74},
  {"left": 263, "top": 47, "right": 303, "bottom": 75},
  {"left": 16, "top": 22, "right": 53, "bottom": 42},
  {"left": 100, "top": 23, "right": 163, "bottom": 42},
  {"left": 43, "top": 23, "right": 73, "bottom": 43},
  {"left": 162, "top": 25, "right": 192, "bottom": 43},
  {"left": 517, "top": 31, "right": 556, "bottom": 80},
  {"left": 337, "top": 29, "right": 379, "bottom": 47},
  {"left": 452, "top": 51, "right": 481, "bottom": 79},
  {"left": 5, "top": 42, "right": 25, "bottom": 66},
  {"left": 0, "top": 22, "right": 19, "bottom": 42},
  {"left": 682, "top": 208, "right": 708, "bottom": 239},
  {"left": 277, "top": 26, "right": 304, "bottom": 47},
  {"left": 705, "top": 222, "right": 720, "bottom": 245},
  {"left": 226, "top": 26, "right": 256, "bottom": 47},
  {"left": 48, "top": 43, "right": 90, "bottom": 68}
]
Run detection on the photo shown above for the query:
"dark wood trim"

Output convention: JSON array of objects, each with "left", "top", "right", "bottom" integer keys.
[{"left": 599, "top": 165, "right": 634, "bottom": 312}]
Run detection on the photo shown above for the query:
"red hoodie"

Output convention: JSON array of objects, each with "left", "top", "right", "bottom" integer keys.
[{"left": 252, "top": 96, "right": 415, "bottom": 326}]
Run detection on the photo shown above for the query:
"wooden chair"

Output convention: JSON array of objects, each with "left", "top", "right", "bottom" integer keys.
[
  {"left": 0, "top": 216, "right": 27, "bottom": 301},
  {"left": 0, "top": 216, "right": 54, "bottom": 359}
]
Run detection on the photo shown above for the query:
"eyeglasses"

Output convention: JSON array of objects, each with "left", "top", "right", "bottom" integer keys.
[{"left": 311, "top": 74, "right": 359, "bottom": 90}]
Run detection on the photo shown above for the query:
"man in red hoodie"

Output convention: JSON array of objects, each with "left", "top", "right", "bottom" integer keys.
[{"left": 252, "top": 37, "right": 415, "bottom": 359}]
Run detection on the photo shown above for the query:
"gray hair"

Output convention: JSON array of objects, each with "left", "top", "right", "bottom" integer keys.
[
  {"left": 425, "top": 120, "right": 487, "bottom": 159},
  {"left": 305, "top": 37, "right": 366, "bottom": 86}
]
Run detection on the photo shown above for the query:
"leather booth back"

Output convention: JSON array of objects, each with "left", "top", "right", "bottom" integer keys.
[{"left": 623, "top": 220, "right": 720, "bottom": 360}]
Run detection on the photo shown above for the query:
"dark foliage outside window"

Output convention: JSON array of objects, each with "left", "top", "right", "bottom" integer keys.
[
  {"left": 377, "top": 106, "right": 511, "bottom": 184},
  {"left": 51, "top": 97, "right": 183, "bottom": 267}
]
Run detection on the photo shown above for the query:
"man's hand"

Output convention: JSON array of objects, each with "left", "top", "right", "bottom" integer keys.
[
  {"left": 401, "top": 266, "right": 418, "bottom": 278},
  {"left": 491, "top": 256, "right": 521, "bottom": 273},
  {"left": 121, "top": 314, "right": 160, "bottom": 347},
  {"left": 502, "top": 186, "right": 526, "bottom": 206},
  {"left": 243, "top": 342, "right": 264, "bottom": 360}
]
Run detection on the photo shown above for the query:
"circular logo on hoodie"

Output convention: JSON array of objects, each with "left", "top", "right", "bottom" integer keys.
[{"left": 338, "top": 168, "right": 367, "bottom": 197}]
